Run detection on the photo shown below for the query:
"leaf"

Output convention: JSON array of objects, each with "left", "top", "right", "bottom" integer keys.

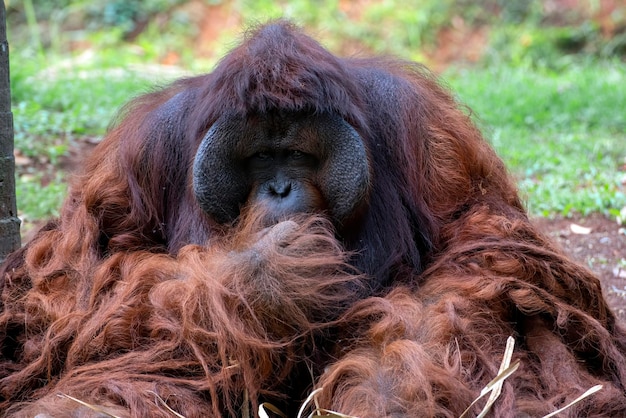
[
  {"left": 259, "top": 402, "right": 288, "bottom": 418},
  {"left": 476, "top": 336, "right": 516, "bottom": 418},
  {"left": 541, "top": 385, "right": 603, "bottom": 418},
  {"left": 459, "top": 336, "right": 520, "bottom": 418},
  {"left": 298, "top": 388, "right": 324, "bottom": 418},
  {"left": 570, "top": 223, "right": 592, "bottom": 234}
]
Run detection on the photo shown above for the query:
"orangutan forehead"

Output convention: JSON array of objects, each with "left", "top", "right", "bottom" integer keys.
[{"left": 225, "top": 112, "right": 349, "bottom": 150}]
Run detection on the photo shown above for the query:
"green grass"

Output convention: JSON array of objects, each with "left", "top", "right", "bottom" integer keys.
[
  {"left": 11, "top": 51, "right": 173, "bottom": 222},
  {"left": 12, "top": 54, "right": 170, "bottom": 155},
  {"left": 446, "top": 61, "right": 626, "bottom": 218}
]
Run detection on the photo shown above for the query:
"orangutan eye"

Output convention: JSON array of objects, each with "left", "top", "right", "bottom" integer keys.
[
  {"left": 289, "top": 150, "right": 304, "bottom": 159},
  {"left": 253, "top": 151, "right": 272, "bottom": 161}
]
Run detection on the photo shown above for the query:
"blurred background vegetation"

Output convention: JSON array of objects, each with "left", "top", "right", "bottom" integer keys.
[{"left": 4, "top": 0, "right": 626, "bottom": 234}]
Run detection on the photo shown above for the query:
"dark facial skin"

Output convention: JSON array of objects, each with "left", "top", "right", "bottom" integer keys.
[
  {"left": 245, "top": 148, "right": 326, "bottom": 222},
  {"left": 193, "top": 112, "right": 369, "bottom": 228}
]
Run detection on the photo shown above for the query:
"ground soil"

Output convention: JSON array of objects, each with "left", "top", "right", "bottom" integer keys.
[{"left": 533, "top": 215, "right": 626, "bottom": 323}]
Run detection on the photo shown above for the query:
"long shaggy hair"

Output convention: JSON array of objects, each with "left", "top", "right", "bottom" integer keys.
[
  {"left": 2, "top": 20, "right": 626, "bottom": 417},
  {"left": 1, "top": 212, "right": 365, "bottom": 417}
]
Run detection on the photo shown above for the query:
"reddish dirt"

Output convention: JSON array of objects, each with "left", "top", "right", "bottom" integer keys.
[
  {"left": 533, "top": 215, "right": 626, "bottom": 324},
  {"left": 424, "top": 19, "right": 490, "bottom": 72}
]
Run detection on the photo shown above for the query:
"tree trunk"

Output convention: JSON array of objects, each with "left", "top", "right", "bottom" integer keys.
[{"left": 0, "top": 2, "right": 21, "bottom": 263}]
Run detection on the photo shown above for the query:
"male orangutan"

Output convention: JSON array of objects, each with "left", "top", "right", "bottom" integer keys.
[{"left": 1, "top": 20, "right": 625, "bottom": 418}]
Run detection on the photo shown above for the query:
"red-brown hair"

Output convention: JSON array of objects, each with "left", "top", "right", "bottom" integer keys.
[{"left": 2, "top": 20, "right": 626, "bottom": 417}]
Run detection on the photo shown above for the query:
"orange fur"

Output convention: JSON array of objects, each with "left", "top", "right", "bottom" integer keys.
[{"left": 2, "top": 21, "right": 626, "bottom": 417}]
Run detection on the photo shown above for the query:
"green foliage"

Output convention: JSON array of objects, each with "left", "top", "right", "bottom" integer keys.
[
  {"left": 9, "top": 50, "right": 166, "bottom": 220},
  {"left": 16, "top": 175, "right": 66, "bottom": 221},
  {"left": 447, "top": 61, "right": 626, "bottom": 218},
  {"left": 236, "top": 0, "right": 466, "bottom": 60},
  {"left": 450, "top": 62, "right": 626, "bottom": 133},
  {"left": 7, "top": 0, "right": 188, "bottom": 33},
  {"left": 11, "top": 56, "right": 156, "bottom": 158},
  {"left": 485, "top": 19, "right": 626, "bottom": 69}
]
